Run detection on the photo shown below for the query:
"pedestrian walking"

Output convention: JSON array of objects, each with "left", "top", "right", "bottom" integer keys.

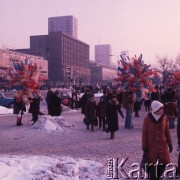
[
  {"left": 123, "top": 90, "right": 134, "bottom": 129},
  {"left": 28, "top": 92, "right": 43, "bottom": 125},
  {"left": 71, "top": 89, "right": 78, "bottom": 110},
  {"left": 142, "top": 100, "right": 173, "bottom": 180},
  {"left": 13, "top": 90, "right": 27, "bottom": 126},
  {"left": 85, "top": 94, "right": 97, "bottom": 131},
  {"left": 51, "top": 90, "right": 62, "bottom": 116},
  {"left": 106, "top": 94, "right": 119, "bottom": 139},
  {"left": 96, "top": 97, "right": 107, "bottom": 131},
  {"left": 46, "top": 86, "right": 54, "bottom": 116}
]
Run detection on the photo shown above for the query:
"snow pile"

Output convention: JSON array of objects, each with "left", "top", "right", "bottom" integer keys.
[
  {"left": 32, "top": 115, "right": 74, "bottom": 132},
  {"left": 0, "top": 155, "right": 106, "bottom": 180},
  {"left": 0, "top": 106, "right": 13, "bottom": 114}
]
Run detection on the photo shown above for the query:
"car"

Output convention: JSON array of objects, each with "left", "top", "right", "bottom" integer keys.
[{"left": 0, "top": 92, "right": 14, "bottom": 108}]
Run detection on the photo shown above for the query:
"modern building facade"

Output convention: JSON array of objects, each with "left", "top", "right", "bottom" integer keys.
[
  {"left": 16, "top": 32, "right": 90, "bottom": 85},
  {"left": 95, "top": 44, "right": 112, "bottom": 66},
  {"left": 48, "top": 16, "right": 78, "bottom": 39},
  {"left": 89, "top": 62, "right": 117, "bottom": 85}
]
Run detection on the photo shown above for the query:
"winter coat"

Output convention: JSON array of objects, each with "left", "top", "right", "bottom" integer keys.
[
  {"left": 123, "top": 91, "right": 134, "bottom": 109},
  {"left": 96, "top": 101, "right": 107, "bottom": 118},
  {"left": 13, "top": 94, "right": 26, "bottom": 115},
  {"left": 28, "top": 95, "right": 41, "bottom": 115},
  {"left": 142, "top": 113, "right": 172, "bottom": 164},
  {"left": 106, "top": 100, "right": 119, "bottom": 132},
  {"left": 46, "top": 90, "right": 53, "bottom": 104},
  {"left": 81, "top": 93, "right": 90, "bottom": 114},
  {"left": 85, "top": 100, "right": 97, "bottom": 125},
  {"left": 51, "top": 94, "right": 62, "bottom": 116},
  {"left": 164, "top": 102, "right": 177, "bottom": 117}
]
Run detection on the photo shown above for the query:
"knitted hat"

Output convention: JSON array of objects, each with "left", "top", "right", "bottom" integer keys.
[{"left": 151, "top": 100, "right": 164, "bottom": 112}]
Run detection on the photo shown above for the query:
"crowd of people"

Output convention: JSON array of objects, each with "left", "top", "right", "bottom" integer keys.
[{"left": 12, "top": 84, "right": 180, "bottom": 179}]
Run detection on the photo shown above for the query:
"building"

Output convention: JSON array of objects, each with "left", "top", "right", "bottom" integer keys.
[
  {"left": 16, "top": 32, "right": 90, "bottom": 85},
  {"left": 0, "top": 49, "right": 48, "bottom": 81},
  {"left": 48, "top": 15, "right": 78, "bottom": 39},
  {"left": 95, "top": 44, "right": 112, "bottom": 66},
  {"left": 89, "top": 62, "right": 117, "bottom": 86}
]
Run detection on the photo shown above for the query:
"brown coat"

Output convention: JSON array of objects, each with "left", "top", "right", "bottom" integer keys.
[
  {"left": 142, "top": 113, "right": 172, "bottom": 164},
  {"left": 164, "top": 102, "right": 177, "bottom": 117}
]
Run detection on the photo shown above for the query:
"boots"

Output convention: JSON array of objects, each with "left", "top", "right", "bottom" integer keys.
[
  {"left": 16, "top": 117, "right": 23, "bottom": 126},
  {"left": 111, "top": 132, "right": 114, "bottom": 139},
  {"left": 91, "top": 125, "right": 94, "bottom": 131}
]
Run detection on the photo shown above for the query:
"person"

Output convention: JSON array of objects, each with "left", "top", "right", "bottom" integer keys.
[
  {"left": 164, "top": 97, "right": 177, "bottom": 129},
  {"left": 123, "top": 90, "right": 134, "bottom": 129},
  {"left": 81, "top": 88, "right": 90, "bottom": 115},
  {"left": 106, "top": 94, "right": 119, "bottom": 139},
  {"left": 71, "top": 89, "right": 78, "bottom": 110},
  {"left": 134, "top": 89, "right": 142, "bottom": 117},
  {"left": 151, "top": 85, "right": 161, "bottom": 102},
  {"left": 144, "top": 92, "right": 151, "bottom": 112},
  {"left": 142, "top": 100, "right": 173, "bottom": 180},
  {"left": 46, "top": 86, "right": 54, "bottom": 115},
  {"left": 116, "top": 89, "right": 124, "bottom": 118},
  {"left": 51, "top": 90, "right": 62, "bottom": 116},
  {"left": 96, "top": 96, "right": 107, "bottom": 131},
  {"left": 13, "top": 90, "right": 27, "bottom": 126},
  {"left": 84, "top": 94, "right": 97, "bottom": 131},
  {"left": 28, "top": 92, "right": 43, "bottom": 125}
]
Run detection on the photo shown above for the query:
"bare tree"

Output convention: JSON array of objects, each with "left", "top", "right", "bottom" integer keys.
[{"left": 153, "top": 55, "right": 180, "bottom": 87}]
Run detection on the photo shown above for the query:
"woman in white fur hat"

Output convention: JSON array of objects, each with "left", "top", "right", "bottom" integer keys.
[{"left": 142, "top": 100, "right": 173, "bottom": 179}]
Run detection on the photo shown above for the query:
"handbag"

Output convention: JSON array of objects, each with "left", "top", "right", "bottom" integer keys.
[{"left": 83, "top": 117, "right": 90, "bottom": 126}]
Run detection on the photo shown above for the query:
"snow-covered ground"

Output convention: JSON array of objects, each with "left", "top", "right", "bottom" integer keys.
[{"left": 0, "top": 96, "right": 179, "bottom": 180}]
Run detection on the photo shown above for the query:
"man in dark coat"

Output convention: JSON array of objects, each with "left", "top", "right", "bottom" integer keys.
[
  {"left": 106, "top": 94, "right": 119, "bottom": 139},
  {"left": 46, "top": 86, "right": 54, "bottom": 115},
  {"left": 51, "top": 90, "right": 62, "bottom": 116},
  {"left": 29, "top": 92, "right": 42, "bottom": 124},
  {"left": 81, "top": 88, "right": 90, "bottom": 115}
]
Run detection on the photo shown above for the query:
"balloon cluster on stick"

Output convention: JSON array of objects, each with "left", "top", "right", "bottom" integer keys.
[
  {"left": 173, "top": 71, "right": 180, "bottom": 81},
  {"left": 6, "top": 59, "right": 46, "bottom": 93},
  {"left": 115, "top": 54, "right": 158, "bottom": 92}
]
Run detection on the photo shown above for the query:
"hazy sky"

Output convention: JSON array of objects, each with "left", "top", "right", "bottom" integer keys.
[{"left": 1, "top": 0, "right": 180, "bottom": 65}]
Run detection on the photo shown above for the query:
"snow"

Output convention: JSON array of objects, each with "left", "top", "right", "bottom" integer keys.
[
  {"left": 0, "top": 94, "right": 107, "bottom": 180},
  {"left": 0, "top": 155, "right": 106, "bottom": 180},
  {"left": 0, "top": 91, "right": 178, "bottom": 180}
]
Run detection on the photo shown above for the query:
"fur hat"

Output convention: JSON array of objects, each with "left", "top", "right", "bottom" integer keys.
[{"left": 151, "top": 100, "right": 163, "bottom": 112}]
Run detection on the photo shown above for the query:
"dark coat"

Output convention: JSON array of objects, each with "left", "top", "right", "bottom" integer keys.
[
  {"left": 164, "top": 102, "right": 177, "bottom": 117},
  {"left": 51, "top": 94, "right": 62, "bottom": 116},
  {"left": 85, "top": 100, "right": 97, "bottom": 125},
  {"left": 106, "top": 100, "right": 119, "bottom": 132},
  {"left": 123, "top": 91, "right": 134, "bottom": 109},
  {"left": 29, "top": 95, "right": 41, "bottom": 115},
  {"left": 81, "top": 93, "right": 90, "bottom": 114},
  {"left": 46, "top": 90, "right": 53, "bottom": 104},
  {"left": 96, "top": 101, "right": 107, "bottom": 118},
  {"left": 142, "top": 113, "right": 172, "bottom": 164},
  {"left": 13, "top": 97, "right": 26, "bottom": 115}
]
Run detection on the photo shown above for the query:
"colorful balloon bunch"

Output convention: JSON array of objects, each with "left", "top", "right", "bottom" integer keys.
[
  {"left": 173, "top": 71, "right": 180, "bottom": 81},
  {"left": 6, "top": 59, "right": 45, "bottom": 93},
  {"left": 116, "top": 54, "right": 158, "bottom": 92}
]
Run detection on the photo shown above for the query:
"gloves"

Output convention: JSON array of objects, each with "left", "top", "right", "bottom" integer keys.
[
  {"left": 169, "top": 144, "right": 173, "bottom": 153},
  {"left": 143, "top": 147, "right": 148, "bottom": 154}
]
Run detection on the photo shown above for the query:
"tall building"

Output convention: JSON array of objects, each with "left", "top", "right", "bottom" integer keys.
[
  {"left": 16, "top": 32, "right": 90, "bottom": 85},
  {"left": 48, "top": 15, "right": 78, "bottom": 39},
  {"left": 95, "top": 44, "right": 111, "bottom": 66}
]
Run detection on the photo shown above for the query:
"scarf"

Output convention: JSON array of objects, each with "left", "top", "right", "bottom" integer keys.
[{"left": 151, "top": 111, "right": 162, "bottom": 121}]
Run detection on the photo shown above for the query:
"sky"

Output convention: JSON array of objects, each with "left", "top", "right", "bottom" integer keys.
[{"left": 1, "top": 0, "right": 180, "bottom": 65}]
